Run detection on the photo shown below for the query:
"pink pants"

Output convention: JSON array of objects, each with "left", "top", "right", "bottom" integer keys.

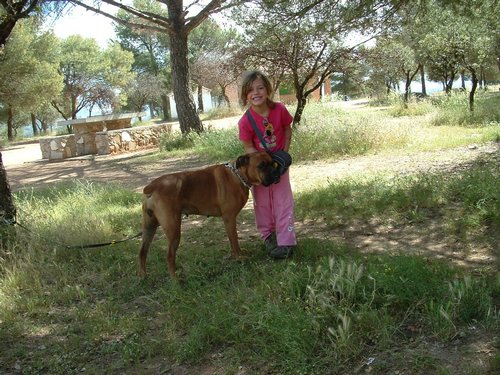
[{"left": 251, "top": 170, "right": 296, "bottom": 246}]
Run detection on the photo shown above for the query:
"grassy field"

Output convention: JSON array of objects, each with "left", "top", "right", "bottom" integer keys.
[{"left": 1, "top": 91, "right": 499, "bottom": 374}]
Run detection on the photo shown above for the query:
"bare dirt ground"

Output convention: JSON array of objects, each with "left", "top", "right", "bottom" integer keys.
[{"left": 2, "top": 108, "right": 499, "bottom": 374}]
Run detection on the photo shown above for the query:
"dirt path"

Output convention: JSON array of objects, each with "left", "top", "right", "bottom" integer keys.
[{"left": 5, "top": 134, "right": 498, "bottom": 194}]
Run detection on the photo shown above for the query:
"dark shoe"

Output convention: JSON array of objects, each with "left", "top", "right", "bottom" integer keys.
[
  {"left": 264, "top": 233, "right": 277, "bottom": 254},
  {"left": 270, "top": 245, "right": 294, "bottom": 259}
]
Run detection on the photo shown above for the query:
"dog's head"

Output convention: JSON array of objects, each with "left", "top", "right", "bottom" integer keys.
[
  {"left": 235, "top": 151, "right": 280, "bottom": 187},
  {"left": 265, "top": 122, "right": 274, "bottom": 137}
]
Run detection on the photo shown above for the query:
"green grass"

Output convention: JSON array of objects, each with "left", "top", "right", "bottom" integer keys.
[
  {"left": 1, "top": 96, "right": 500, "bottom": 374},
  {"left": 296, "top": 155, "right": 499, "bottom": 227},
  {"left": 430, "top": 90, "right": 500, "bottom": 126},
  {"left": 200, "top": 105, "right": 242, "bottom": 121}
]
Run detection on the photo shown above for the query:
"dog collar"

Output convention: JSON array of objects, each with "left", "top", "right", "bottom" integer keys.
[{"left": 224, "top": 162, "right": 252, "bottom": 189}]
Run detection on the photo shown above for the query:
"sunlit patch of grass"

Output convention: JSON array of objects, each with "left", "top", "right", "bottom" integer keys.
[{"left": 13, "top": 181, "right": 142, "bottom": 247}]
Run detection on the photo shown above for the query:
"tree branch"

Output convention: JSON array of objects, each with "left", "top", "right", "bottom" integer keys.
[{"left": 69, "top": 0, "right": 171, "bottom": 33}]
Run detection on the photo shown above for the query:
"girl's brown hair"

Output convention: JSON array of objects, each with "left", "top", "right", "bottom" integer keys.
[{"left": 240, "top": 70, "right": 275, "bottom": 107}]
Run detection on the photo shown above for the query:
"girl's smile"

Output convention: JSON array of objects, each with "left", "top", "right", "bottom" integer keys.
[{"left": 247, "top": 77, "right": 269, "bottom": 108}]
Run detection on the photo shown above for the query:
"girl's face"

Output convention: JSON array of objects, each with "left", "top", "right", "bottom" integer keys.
[{"left": 246, "top": 77, "right": 269, "bottom": 107}]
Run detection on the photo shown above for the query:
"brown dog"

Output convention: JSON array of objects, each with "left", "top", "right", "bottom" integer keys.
[{"left": 138, "top": 151, "right": 279, "bottom": 278}]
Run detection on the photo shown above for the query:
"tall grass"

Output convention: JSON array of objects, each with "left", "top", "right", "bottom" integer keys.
[
  {"left": 430, "top": 91, "right": 500, "bottom": 126},
  {"left": 159, "top": 127, "right": 243, "bottom": 161},
  {"left": 156, "top": 96, "right": 500, "bottom": 164},
  {"left": 201, "top": 105, "right": 242, "bottom": 120}
]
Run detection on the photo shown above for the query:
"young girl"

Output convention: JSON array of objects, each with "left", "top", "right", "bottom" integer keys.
[{"left": 238, "top": 70, "right": 296, "bottom": 259}]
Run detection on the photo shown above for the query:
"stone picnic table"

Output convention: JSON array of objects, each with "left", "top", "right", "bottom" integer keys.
[{"left": 39, "top": 112, "right": 157, "bottom": 160}]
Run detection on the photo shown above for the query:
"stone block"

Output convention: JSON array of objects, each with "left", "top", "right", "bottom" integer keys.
[{"left": 50, "top": 150, "right": 64, "bottom": 160}]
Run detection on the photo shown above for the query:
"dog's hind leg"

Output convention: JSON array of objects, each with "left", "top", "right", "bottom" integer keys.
[
  {"left": 139, "top": 204, "right": 158, "bottom": 278},
  {"left": 154, "top": 202, "right": 182, "bottom": 278}
]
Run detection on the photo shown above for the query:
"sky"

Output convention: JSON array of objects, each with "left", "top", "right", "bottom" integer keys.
[{"left": 50, "top": 5, "right": 116, "bottom": 48}]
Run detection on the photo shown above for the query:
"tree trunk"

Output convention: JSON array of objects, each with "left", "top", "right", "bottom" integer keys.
[
  {"left": 293, "top": 91, "right": 307, "bottom": 125},
  {"left": 404, "top": 71, "right": 411, "bottom": 106},
  {"left": 403, "top": 67, "right": 419, "bottom": 105},
  {"left": 420, "top": 64, "right": 427, "bottom": 96},
  {"left": 71, "top": 94, "right": 77, "bottom": 119},
  {"left": 167, "top": 3, "right": 202, "bottom": 134},
  {"left": 160, "top": 93, "right": 171, "bottom": 120},
  {"left": 468, "top": 68, "right": 478, "bottom": 112},
  {"left": 31, "top": 113, "right": 38, "bottom": 135},
  {"left": 445, "top": 73, "right": 455, "bottom": 94},
  {"left": 460, "top": 70, "right": 466, "bottom": 90},
  {"left": 149, "top": 102, "right": 155, "bottom": 118},
  {"left": 220, "top": 84, "right": 230, "bottom": 107},
  {"left": 197, "top": 83, "right": 204, "bottom": 112},
  {"left": 0, "top": 152, "right": 16, "bottom": 243},
  {"left": 7, "top": 106, "right": 14, "bottom": 141}
]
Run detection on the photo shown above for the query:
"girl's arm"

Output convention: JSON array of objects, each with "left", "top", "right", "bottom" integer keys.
[
  {"left": 283, "top": 126, "right": 292, "bottom": 152},
  {"left": 241, "top": 140, "right": 258, "bottom": 154}
]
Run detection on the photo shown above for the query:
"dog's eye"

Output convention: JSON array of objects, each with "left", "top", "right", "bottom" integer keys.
[{"left": 258, "top": 162, "right": 266, "bottom": 170}]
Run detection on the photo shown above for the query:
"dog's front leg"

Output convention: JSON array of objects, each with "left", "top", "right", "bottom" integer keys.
[
  {"left": 222, "top": 214, "right": 241, "bottom": 258},
  {"left": 164, "top": 224, "right": 181, "bottom": 278}
]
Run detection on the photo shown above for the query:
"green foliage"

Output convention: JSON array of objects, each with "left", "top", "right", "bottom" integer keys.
[
  {"left": 296, "top": 172, "right": 445, "bottom": 224},
  {"left": 387, "top": 93, "right": 435, "bottom": 117},
  {"left": 54, "top": 35, "right": 135, "bottom": 119},
  {"left": 201, "top": 106, "right": 242, "bottom": 120},
  {"left": 115, "top": 0, "right": 170, "bottom": 116},
  {"left": 159, "top": 131, "right": 196, "bottom": 152},
  {"left": 367, "top": 255, "right": 453, "bottom": 311},
  {"left": 1, "top": 169, "right": 498, "bottom": 374},
  {"left": 13, "top": 181, "right": 141, "bottom": 247},
  {"left": 426, "top": 276, "right": 495, "bottom": 339},
  {"left": 0, "top": 18, "right": 63, "bottom": 137}
]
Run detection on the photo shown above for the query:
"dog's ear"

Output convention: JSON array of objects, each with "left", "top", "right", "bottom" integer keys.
[{"left": 235, "top": 155, "right": 250, "bottom": 168}]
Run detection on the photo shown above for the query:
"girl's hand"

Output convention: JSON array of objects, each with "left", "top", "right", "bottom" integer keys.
[{"left": 242, "top": 140, "right": 258, "bottom": 154}]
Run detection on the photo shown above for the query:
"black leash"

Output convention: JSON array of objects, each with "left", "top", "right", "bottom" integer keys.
[
  {"left": 64, "top": 231, "right": 142, "bottom": 249},
  {"left": 7, "top": 218, "right": 142, "bottom": 250},
  {"left": 246, "top": 110, "right": 271, "bottom": 152}
]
